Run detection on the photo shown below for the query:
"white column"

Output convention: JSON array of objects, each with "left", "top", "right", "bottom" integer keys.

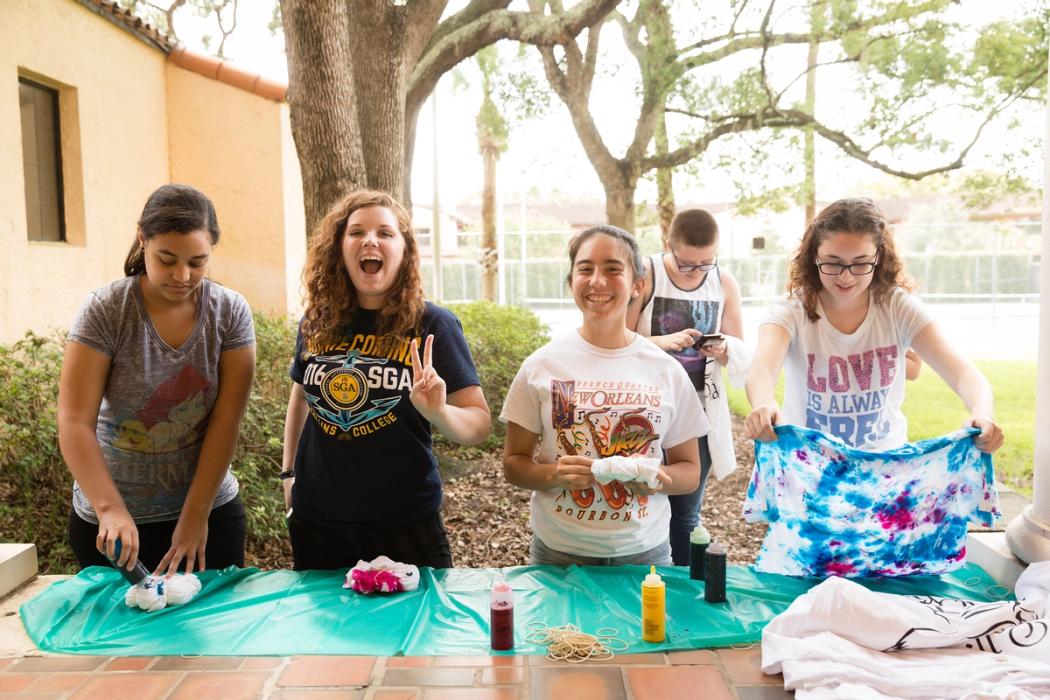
[{"left": 1005, "top": 45, "right": 1050, "bottom": 563}]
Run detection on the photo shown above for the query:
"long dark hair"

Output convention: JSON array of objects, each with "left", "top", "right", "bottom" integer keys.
[
  {"left": 301, "top": 190, "right": 424, "bottom": 352},
  {"left": 788, "top": 198, "right": 912, "bottom": 321},
  {"left": 123, "top": 184, "right": 220, "bottom": 276}
]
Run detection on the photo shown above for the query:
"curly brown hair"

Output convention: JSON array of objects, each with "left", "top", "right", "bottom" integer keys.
[
  {"left": 788, "top": 198, "right": 913, "bottom": 321},
  {"left": 301, "top": 190, "right": 425, "bottom": 352}
]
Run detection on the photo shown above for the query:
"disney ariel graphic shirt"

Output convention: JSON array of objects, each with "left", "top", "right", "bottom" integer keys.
[
  {"left": 501, "top": 332, "right": 708, "bottom": 557},
  {"left": 289, "top": 304, "right": 479, "bottom": 528}
]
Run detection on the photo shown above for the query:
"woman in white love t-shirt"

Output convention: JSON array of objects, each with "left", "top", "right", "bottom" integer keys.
[{"left": 744, "top": 198, "right": 1003, "bottom": 454}]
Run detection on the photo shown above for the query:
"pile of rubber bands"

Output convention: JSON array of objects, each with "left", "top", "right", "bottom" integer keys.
[
  {"left": 525, "top": 623, "right": 629, "bottom": 663},
  {"left": 964, "top": 576, "right": 1012, "bottom": 600}
]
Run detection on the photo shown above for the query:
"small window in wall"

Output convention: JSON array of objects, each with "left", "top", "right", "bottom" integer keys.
[{"left": 19, "top": 77, "right": 65, "bottom": 242}]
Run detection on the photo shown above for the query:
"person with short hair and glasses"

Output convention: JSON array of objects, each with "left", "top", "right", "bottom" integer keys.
[
  {"left": 744, "top": 198, "right": 1003, "bottom": 454},
  {"left": 627, "top": 208, "right": 751, "bottom": 567}
]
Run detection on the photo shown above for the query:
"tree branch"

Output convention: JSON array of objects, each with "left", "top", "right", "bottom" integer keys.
[
  {"left": 405, "top": 0, "right": 456, "bottom": 69},
  {"left": 214, "top": 0, "right": 238, "bottom": 59},
  {"left": 676, "top": 0, "right": 949, "bottom": 73},
  {"left": 406, "top": 0, "right": 620, "bottom": 114}
]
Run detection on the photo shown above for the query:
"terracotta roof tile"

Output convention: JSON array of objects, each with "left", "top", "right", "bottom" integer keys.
[
  {"left": 168, "top": 46, "right": 287, "bottom": 102},
  {"left": 75, "top": 0, "right": 176, "bottom": 52},
  {"left": 74, "top": 0, "right": 287, "bottom": 102}
]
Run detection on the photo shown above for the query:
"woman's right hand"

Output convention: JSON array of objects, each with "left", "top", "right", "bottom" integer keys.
[
  {"left": 745, "top": 402, "right": 781, "bottom": 441},
  {"left": 654, "top": 329, "right": 702, "bottom": 352},
  {"left": 96, "top": 507, "right": 139, "bottom": 569},
  {"left": 553, "top": 455, "right": 595, "bottom": 490}
]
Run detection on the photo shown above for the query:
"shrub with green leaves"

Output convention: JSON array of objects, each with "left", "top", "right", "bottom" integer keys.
[
  {"left": 0, "top": 331, "right": 73, "bottom": 573},
  {"left": 440, "top": 301, "right": 549, "bottom": 452},
  {"left": 231, "top": 313, "right": 298, "bottom": 569}
]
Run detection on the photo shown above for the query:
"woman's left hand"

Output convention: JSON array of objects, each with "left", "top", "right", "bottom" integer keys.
[
  {"left": 627, "top": 467, "right": 672, "bottom": 496},
  {"left": 157, "top": 511, "right": 209, "bottom": 576},
  {"left": 409, "top": 335, "right": 447, "bottom": 418},
  {"left": 698, "top": 339, "right": 728, "bottom": 365},
  {"left": 966, "top": 415, "right": 1004, "bottom": 453}
]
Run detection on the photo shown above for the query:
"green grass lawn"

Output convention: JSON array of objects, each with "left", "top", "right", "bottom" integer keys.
[{"left": 725, "top": 360, "right": 1036, "bottom": 496}]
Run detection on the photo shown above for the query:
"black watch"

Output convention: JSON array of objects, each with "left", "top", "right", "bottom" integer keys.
[{"left": 279, "top": 470, "right": 296, "bottom": 480}]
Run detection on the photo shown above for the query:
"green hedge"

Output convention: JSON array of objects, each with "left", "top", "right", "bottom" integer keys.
[
  {"left": 0, "top": 302, "right": 549, "bottom": 574},
  {"left": 442, "top": 301, "right": 550, "bottom": 451}
]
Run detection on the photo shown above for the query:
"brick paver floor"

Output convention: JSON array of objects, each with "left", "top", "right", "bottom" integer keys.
[{"left": 0, "top": 647, "right": 791, "bottom": 699}]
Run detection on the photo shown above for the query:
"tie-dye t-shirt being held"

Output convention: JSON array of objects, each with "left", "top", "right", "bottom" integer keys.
[
  {"left": 743, "top": 425, "right": 1000, "bottom": 577},
  {"left": 764, "top": 288, "right": 932, "bottom": 451}
]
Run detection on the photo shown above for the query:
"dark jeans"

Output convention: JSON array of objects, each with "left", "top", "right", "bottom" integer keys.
[
  {"left": 68, "top": 494, "right": 247, "bottom": 572},
  {"left": 287, "top": 509, "right": 453, "bottom": 571},
  {"left": 668, "top": 435, "right": 713, "bottom": 566}
]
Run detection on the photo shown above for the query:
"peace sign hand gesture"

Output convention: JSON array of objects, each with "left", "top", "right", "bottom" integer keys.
[{"left": 410, "top": 334, "right": 447, "bottom": 419}]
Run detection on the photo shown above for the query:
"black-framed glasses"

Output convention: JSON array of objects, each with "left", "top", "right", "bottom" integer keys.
[
  {"left": 671, "top": 250, "right": 717, "bottom": 273},
  {"left": 815, "top": 257, "right": 879, "bottom": 276}
]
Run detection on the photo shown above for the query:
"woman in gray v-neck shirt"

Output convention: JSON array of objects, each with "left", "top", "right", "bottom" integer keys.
[{"left": 58, "top": 184, "right": 256, "bottom": 578}]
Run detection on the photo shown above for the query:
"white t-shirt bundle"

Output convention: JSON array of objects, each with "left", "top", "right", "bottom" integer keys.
[
  {"left": 764, "top": 288, "right": 932, "bottom": 451},
  {"left": 500, "top": 331, "right": 709, "bottom": 558},
  {"left": 762, "top": 562, "right": 1050, "bottom": 699}
]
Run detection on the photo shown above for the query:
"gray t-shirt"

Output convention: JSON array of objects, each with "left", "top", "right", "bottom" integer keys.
[{"left": 67, "top": 276, "right": 255, "bottom": 523}]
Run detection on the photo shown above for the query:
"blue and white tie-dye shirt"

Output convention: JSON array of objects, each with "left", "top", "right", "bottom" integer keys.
[{"left": 743, "top": 425, "right": 1000, "bottom": 578}]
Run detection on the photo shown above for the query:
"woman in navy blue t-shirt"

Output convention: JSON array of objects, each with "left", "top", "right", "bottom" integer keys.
[{"left": 281, "top": 190, "right": 490, "bottom": 570}]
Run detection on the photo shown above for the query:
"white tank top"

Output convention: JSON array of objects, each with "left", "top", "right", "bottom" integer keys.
[{"left": 636, "top": 253, "right": 724, "bottom": 401}]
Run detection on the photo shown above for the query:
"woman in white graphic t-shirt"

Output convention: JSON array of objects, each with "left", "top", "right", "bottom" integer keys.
[
  {"left": 501, "top": 225, "right": 708, "bottom": 566},
  {"left": 744, "top": 198, "right": 1003, "bottom": 454}
]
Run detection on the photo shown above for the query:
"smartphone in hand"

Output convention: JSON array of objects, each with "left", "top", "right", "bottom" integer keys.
[{"left": 697, "top": 333, "right": 724, "bottom": 349}]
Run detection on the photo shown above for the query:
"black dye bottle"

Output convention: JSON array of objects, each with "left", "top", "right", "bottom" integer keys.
[
  {"left": 704, "top": 542, "right": 727, "bottom": 603},
  {"left": 688, "top": 525, "right": 711, "bottom": 581},
  {"left": 107, "top": 538, "right": 151, "bottom": 585}
]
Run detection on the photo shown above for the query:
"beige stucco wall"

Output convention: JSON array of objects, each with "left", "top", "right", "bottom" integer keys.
[
  {"left": 0, "top": 0, "right": 170, "bottom": 341},
  {"left": 166, "top": 64, "right": 305, "bottom": 317}
]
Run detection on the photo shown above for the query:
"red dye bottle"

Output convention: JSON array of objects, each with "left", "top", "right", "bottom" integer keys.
[{"left": 490, "top": 578, "right": 514, "bottom": 651}]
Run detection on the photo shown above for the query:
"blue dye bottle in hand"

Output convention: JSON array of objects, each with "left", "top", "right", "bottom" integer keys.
[{"left": 107, "top": 538, "right": 151, "bottom": 585}]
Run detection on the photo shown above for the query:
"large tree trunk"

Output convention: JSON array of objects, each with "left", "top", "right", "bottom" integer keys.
[
  {"left": 281, "top": 0, "right": 619, "bottom": 237},
  {"left": 480, "top": 144, "right": 499, "bottom": 301},
  {"left": 280, "top": 0, "right": 366, "bottom": 235},
  {"left": 604, "top": 176, "right": 639, "bottom": 233},
  {"left": 654, "top": 111, "right": 674, "bottom": 248},
  {"left": 348, "top": 2, "right": 408, "bottom": 198}
]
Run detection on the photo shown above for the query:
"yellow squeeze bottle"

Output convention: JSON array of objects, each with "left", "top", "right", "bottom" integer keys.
[{"left": 641, "top": 565, "right": 666, "bottom": 642}]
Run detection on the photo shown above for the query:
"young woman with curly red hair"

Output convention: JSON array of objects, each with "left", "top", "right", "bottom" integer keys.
[
  {"left": 281, "top": 190, "right": 490, "bottom": 570},
  {"left": 745, "top": 198, "right": 1003, "bottom": 454}
]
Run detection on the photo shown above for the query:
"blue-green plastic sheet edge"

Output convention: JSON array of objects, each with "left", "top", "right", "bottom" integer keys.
[{"left": 20, "top": 563, "right": 1006, "bottom": 656}]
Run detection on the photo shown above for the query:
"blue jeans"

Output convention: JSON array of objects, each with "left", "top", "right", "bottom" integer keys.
[
  {"left": 668, "top": 435, "right": 712, "bottom": 566},
  {"left": 530, "top": 536, "right": 673, "bottom": 567}
]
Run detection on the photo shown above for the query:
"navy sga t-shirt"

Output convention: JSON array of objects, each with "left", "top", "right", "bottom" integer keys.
[{"left": 290, "top": 303, "right": 480, "bottom": 528}]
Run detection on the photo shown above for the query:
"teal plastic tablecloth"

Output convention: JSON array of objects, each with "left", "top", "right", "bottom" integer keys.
[{"left": 20, "top": 563, "right": 1007, "bottom": 656}]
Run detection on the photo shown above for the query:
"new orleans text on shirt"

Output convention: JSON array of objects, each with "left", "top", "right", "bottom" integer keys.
[{"left": 548, "top": 378, "right": 662, "bottom": 525}]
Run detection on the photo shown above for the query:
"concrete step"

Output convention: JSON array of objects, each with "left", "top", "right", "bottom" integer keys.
[{"left": 0, "top": 544, "right": 37, "bottom": 601}]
